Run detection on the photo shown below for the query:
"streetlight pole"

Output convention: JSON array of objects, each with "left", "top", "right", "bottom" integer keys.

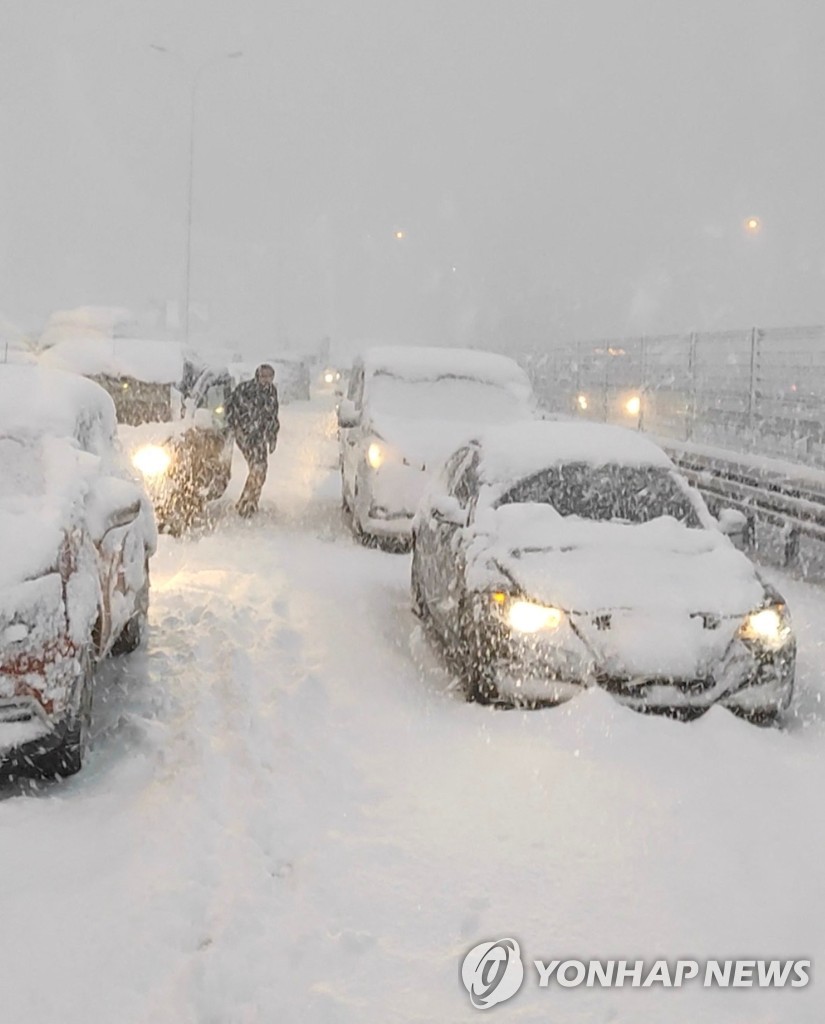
[{"left": 151, "top": 45, "right": 243, "bottom": 343}]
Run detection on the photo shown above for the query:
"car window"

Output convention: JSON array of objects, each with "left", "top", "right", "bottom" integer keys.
[
  {"left": 348, "top": 367, "right": 365, "bottom": 406},
  {"left": 451, "top": 451, "right": 480, "bottom": 508},
  {"left": 497, "top": 463, "right": 702, "bottom": 527}
]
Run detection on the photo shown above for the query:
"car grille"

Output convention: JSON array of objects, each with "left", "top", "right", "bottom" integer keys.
[
  {"left": 595, "top": 674, "right": 716, "bottom": 697},
  {"left": 0, "top": 698, "right": 42, "bottom": 724}
]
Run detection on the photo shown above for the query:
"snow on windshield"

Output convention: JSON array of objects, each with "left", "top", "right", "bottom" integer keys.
[
  {"left": 368, "top": 372, "right": 527, "bottom": 423},
  {"left": 498, "top": 463, "right": 702, "bottom": 527}
]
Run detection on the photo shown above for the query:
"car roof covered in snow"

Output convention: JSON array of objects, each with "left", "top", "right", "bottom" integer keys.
[
  {"left": 360, "top": 346, "right": 531, "bottom": 389},
  {"left": 39, "top": 337, "right": 194, "bottom": 384},
  {"left": 475, "top": 420, "right": 674, "bottom": 484},
  {"left": 0, "top": 364, "right": 117, "bottom": 441}
]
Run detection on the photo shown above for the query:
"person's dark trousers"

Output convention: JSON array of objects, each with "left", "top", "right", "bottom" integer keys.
[{"left": 236, "top": 440, "right": 269, "bottom": 517}]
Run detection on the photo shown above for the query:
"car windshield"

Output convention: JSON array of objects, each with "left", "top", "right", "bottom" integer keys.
[
  {"left": 497, "top": 463, "right": 702, "bottom": 527},
  {"left": 368, "top": 372, "right": 526, "bottom": 422}
]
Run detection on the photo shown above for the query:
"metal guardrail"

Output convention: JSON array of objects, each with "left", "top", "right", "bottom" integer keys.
[
  {"left": 660, "top": 442, "right": 825, "bottom": 567},
  {"left": 522, "top": 324, "right": 825, "bottom": 468}
]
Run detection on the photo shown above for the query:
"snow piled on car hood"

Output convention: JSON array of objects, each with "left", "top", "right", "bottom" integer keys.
[
  {"left": 369, "top": 413, "right": 483, "bottom": 468},
  {"left": 469, "top": 503, "right": 764, "bottom": 616}
]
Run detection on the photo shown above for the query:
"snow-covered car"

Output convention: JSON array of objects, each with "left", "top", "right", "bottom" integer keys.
[
  {"left": 0, "top": 366, "right": 157, "bottom": 778},
  {"left": 41, "top": 339, "right": 234, "bottom": 533},
  {"left": 411, "top": 421, "right": 795, "bottom": 720},
  {"left": 39, "top": 337, "right": 203, "bottom": 425},
  {"left": 123, "top": 367, "right": 235, "bottom": 534},
  {"left": 338, "top": 346, "right": 538, "bottom": 546}
]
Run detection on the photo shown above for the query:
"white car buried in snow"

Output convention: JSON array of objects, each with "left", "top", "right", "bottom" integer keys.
[
  {"left": 411, "top": 421, "right": 795, "bottom": 720},
  {"left": 338, "top": 346, "right": 537, "bottom": 546},
  {"left": 0, "top": 366, "right": 157, "bottom": 778}
]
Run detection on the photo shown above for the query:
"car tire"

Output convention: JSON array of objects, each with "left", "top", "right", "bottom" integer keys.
[
  {"left": 410, "top": 548, "right": 429, "bottom": 621},
  {"left": 459, "top": 600, "right": 500, "bottom": 705},
  {"left": 46, "top": 647, "right": 94, "bottom": 778},
  {"left": 112, "top": 561, "right": 150, "bottom": 656}
]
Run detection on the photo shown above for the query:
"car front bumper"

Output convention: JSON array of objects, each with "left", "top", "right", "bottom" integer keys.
[{"left": 478, "top": 628, "right": 796, "bottom": 718}]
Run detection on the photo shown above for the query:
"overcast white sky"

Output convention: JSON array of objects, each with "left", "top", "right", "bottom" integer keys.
[{"left": 3, "top": 1, "right": 825, "bottom": 350}]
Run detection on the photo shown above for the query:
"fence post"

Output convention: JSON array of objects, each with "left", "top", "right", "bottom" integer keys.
[
  {"left": 747, "top": 326, "right": 758, "bottom": 442},
  {"left": 686, "top": 332, "right": 697, "bottom": 442},
  {"left": 639, "top": 336, "right": 647, "bottom": 432}
]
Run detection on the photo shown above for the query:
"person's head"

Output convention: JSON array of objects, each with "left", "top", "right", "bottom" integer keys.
[{"left": 255, "top": 364, "right": 275, "bottom": 387}]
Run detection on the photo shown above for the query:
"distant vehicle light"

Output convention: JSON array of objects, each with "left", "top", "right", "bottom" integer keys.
[
  {"left": 132, "top": 444, "right": 172, "bottom": 478},
  {"left": 576, "top": 393, "right": 589, "bottom": 411},
  {"left": 745, "top": 216, "right": 761, "bottom": 234},
  {"left": 624, "top": 395, "right": 641, "bottom": 417},
  {"left": 394, "top": 229, "right": 406, "bottom": 240},
  {"left": 324, "top": 372, "right": 335, "bottom": 384}
]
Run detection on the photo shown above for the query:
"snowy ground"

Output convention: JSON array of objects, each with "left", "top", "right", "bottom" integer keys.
[{"left": 1, "top": 395, "right": 824, "bottom": 1023}]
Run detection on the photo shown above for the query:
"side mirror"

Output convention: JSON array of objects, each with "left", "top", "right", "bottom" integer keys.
[
  {"left": 338, "top": 398, "right": 361, "bottom": 429},
  {"left": 87, "top": 478, "right": 143, "bottom": 542},
  {"left": 191, "top": 408, "right": 215, "bottom": 430},
  {"left": 717, "top": 508, "right": 750, "bottom": 549},
  {"left": 432, "top": 494, "right": 466, "bottom": 527}
]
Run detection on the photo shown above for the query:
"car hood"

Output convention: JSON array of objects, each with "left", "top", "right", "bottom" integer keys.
[
  {"left": 368, "top": 413, "right": 484, "bottom": 469},
  {"left": 470, "top": 506, "right": 767, "bottom": 679},
  {"left": 471, "top": 504, "right": 764, "bottom": 616}
]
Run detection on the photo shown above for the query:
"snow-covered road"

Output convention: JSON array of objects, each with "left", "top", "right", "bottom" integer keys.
[{"left": 1, "top": 396, "right": 824, "bottom": 1023}]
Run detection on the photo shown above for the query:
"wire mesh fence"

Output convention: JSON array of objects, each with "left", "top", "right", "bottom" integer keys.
[{"left": 523, "top": 325, "right": 825, "bottom": 466}]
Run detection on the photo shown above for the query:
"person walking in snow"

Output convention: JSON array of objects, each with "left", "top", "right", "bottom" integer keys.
[{"left": 225, "top": 363, "right": 280, "bottom": 517}]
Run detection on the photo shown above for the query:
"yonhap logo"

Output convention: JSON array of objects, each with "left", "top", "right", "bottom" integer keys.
[{"left": 461, "top": 938, "right": 525, "bottom": 1009}]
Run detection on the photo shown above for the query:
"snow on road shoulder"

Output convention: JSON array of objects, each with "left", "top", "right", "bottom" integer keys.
[{"left": 0, "top": 396, "right": 823, "bottom": 1023}]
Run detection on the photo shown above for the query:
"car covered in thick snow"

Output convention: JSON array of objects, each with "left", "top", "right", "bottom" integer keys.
[
  {"left": 122, "top": 366, "right": 235, "bottom": 534},
  {"left": 411, "top": 421, "right": 795, "bottom": 720},
  {"left": 338, "top": 346, "right": 537, "bottom": 545},
  {"left": 40, "top": 337, "right": 235, "bottom": 533},
  {"left": 0, "top": 366, "right": 157, "bottom": 777},
  {"left": 39, "top": 336, "right": 201, "bottom": 425}
]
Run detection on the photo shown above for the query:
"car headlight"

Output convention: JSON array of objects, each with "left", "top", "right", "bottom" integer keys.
[
  {"left": 366, "top": 441, "right": 386, "bottom": 470},
  {"left": 132, "top": 444, "right": 172, "bottom": 478},
  {"left": 576, "top": 393, "right": 588, "bottom": 411},
  {"left": 324, "top": 371, "right": 335, "bottom": 384},
  {"left": 739, "top": 603, "right": 792, "bottom": 650},
  {"left": 624, "top": 394, "right": 641, "bottom": 417},
  {"left": 490, "top": 592, "right": 564, "bottom": 634}
]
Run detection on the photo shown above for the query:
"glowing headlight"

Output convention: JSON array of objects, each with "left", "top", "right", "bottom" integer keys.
[
  {"left": 491, "top": 593, "right": 564, "bottom": 634},
  {"left": 739, "top": 604, "right": 792, "bottom": 650},
  {"left": 324, "top": 372, "right": 335, "bottom": 384},
  {"left": 132, "top": 444, "right": 172, "bottom": 478},
  {"left": 576, "top": 393, "right": 588, "bottom": 411},
  {"left": 624, "top": 395, "right": 641, "bottom": 417},
  {"left": 366, "top": 442, "right": 385, "bottom": 469},
  {"left": 214, "top": 405, "right": 224, "bottom": 415}
]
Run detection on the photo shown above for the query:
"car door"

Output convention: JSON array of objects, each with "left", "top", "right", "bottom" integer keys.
[
  {"left": 426, "top": 449, "right": 480, "bottom": 635},
  {"left": 415, "top": 448, "right": 469, "bottom": 607},
  {"left": 340, "top": 365, "right": 366, "bottom": 501}
]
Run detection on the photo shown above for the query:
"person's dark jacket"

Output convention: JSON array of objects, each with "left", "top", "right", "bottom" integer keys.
[{"left": 225, "top": 378, "right": 280, "bottom": 456}]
